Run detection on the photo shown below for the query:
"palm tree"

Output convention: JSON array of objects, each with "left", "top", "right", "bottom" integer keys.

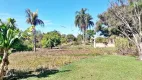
[
  {"left": 25, "top": 9, "right": 44, "bottom": 52},
  {"left": 0, "top": 19, "right": 20, "bottom": 79},
  {"left": 75, "top": 8, "right": 94, "bottom": 44}
]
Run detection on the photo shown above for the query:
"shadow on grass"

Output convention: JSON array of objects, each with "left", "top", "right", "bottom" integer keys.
[{"left": 4, "top": 68, "right": 71, "bottom": 80}]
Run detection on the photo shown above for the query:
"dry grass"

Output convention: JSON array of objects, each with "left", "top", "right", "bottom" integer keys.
[
  {"left": 4, "top": 47, "right": 116, "bottom": 79},
  {"left": 8, "top": 48, "right": 116, "bottom": 71}
]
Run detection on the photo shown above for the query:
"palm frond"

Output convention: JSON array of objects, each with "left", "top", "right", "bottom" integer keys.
[
  {"left": 7, "top": 18, "right": 16, "bottom": 29},
  {"left": 34, "top": 19, "right": 44, "bottom": 26},
  {"left": 25, "top": 9, "right": 32, "bottom": 18},
  {"left": 26, "top": 9, "right": 44, "bottom": 27},
  {"left": 32, "top": 12, "right": 38, "bottom": 22},
  {"left": 75, "top": 8, "right": 94, "bottom": 32},
  {"left": 26, "top": 18, "right": 32, "bottom": 24}
]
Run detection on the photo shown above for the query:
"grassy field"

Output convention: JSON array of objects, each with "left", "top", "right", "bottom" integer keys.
[
  {"left": 9, "top": 48, "right": 116, "bottom": 71},
  {"left": 7, "top": 47, "right": 142, "bottom": 80},
  {"left": 25, "top": 55, "right": 142, "bottom": 80}
]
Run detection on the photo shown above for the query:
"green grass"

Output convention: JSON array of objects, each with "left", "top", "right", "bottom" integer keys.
[{"left": 24, "top": 55, "right": 142, "bottom": 80}]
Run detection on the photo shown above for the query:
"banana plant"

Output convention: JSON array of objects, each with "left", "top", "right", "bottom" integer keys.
[{"left": 0, "top": 19, "right": 21, "bottom": 79}]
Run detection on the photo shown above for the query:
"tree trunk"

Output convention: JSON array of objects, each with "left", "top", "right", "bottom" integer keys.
[
  {"left": 33, "top": 34, "right": 36, "bottom": 52},
  {"left": 138, "top": 43, "right": 142, "bottom": 60},
  {"left": 83, "top": 29, "right": 86, "bottom": 45},
  {"left": 33, "top": 27, "right": 36, "bottom": 52},
  {"left": 0, "top": 50, "right": 8, "bottom": 79}
]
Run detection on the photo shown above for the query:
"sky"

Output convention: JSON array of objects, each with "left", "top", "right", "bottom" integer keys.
[{"left": 0, "top": 0, "right": 110, "bottom": 36}]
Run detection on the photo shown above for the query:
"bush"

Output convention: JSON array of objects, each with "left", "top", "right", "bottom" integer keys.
[
  {"left": 41, "top": 31, "right": 61, "bottom": 48},
  {"left": 12, "top": 39, "right": 32, "bottom": 51},
  {"left": 66, "top": 34, "right": 76, "bottom": 42},
  {"left": 77, "top": 34, "right": 83, "bottom": 42},
  {"left": 73, "top": 41, "right": 80, "bottom": 45},
  {"left": 61, "top": 38, "right": 67, "bottom": 44},
  {"left": 115, "top": 37, "right": 136, "bottom": 55},
  {"left": 95, "top": 37, "right": 108, "bottom": 43},
  {"left": 12, "top": 43, "right": 32, "bottom": 51}
]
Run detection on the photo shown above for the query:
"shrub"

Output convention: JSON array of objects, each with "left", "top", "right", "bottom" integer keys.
[
  {"left": 115, "top": 37, "right": 136, "bottom": 55},
  {"left": 66, "top": 34, "right": 76, "bottom": 42},
  {"left": 95, "top": 37, "right": 108, "bottom": 43},
  {"left": 61, "top": 38, "right": 67, "bottom": 44},
  {"left": 77, "top": 34, "right": 83, "bottom": 43},
  {"left": 73, "top": 41, "right": 80, "bottom": 45},
  {"left": 41, "top": 31, "right": 61, "bottom": 48},
  {"left": 12, "top": 39, "right": 32, "bottom": 51}
]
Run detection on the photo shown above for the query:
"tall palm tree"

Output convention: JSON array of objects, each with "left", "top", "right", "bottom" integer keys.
[
  {"left": 75, "top": 8, "right": 94, "bottom": 44},
  {"left": 25, "top": 9, "right": 44, "bottom": 52}
]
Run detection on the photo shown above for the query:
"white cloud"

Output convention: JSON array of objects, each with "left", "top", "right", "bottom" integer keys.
[{"left": 43, "top": 20, "right": 53, "bottom": 26}]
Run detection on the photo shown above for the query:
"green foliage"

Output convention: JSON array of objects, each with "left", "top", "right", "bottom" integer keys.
[
  {"left": 96, "top": 0, "right": 141, "bottom": 56},
  {"left": 25, "top": 9, "right": 44, "bottom": 51},
  {"left": 61, "top": 34, "right": 67, "bottom": 44},
  {"left": 77, "top": 34, "right": 83, "bottom": 41},
  {"left": 75, "top": 8, "right": 94, "bottom": 43},
  {"left": 21, "top": 28, "right": 43, "bottom": 50},
  {"left": 86, "top": 30, "right": 95, "bottom": 40},
  {"left": 0, "top": 19, "right": 21, "bottom": 50},
  {"left": 75, "top": 8, "right": 94, "bottom": 31},
  {"left": 61, "top": 38, "right": 67, "bottom": 44},
  {"left": 115, "top": 37, "right": 131, "bottom": 55},
  {"left": 76, "top": 34, "right": 83, "bottom": 44},
  {"left": 12, "top": 39, "right": 32, "bottom": 51},
  {"left": 35, "top": 30, "right": 43, "bottom": 48},
  {"left": 95, "top": 37, "right": 108, "bottom": 43},
  {"left": 66, "top": 34, "right": 76, "bottom": 42},
  {"left": 95, "top": 9, "right": 121, "bottom": 37},
  {"left": 21, "top": 28, "right": 33, "bottom": 50},
  {"left": 41, "top": 31, "right": 61, "bottom": 48},
  {"left": 25, "top": 9, "right": 44, "bottom": 26}
]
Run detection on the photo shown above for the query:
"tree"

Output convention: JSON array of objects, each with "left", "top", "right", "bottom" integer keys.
[
  {"left": 41, "top": 30, "right": 61, "bottom": 49},
  {"left": 61, "top": 34, "right": 67, "bottom": 44},
  {"left": 86, "top": 30, "right": 95, "bottom": 42},
  {"left": 25, "top": 9, "right": 44, "bottom": 52},
  {"left": 36, "top": 30, "right": 43, "bottom": 48},
  {"left": 75, "top": 8, "right": 94, "bottom": 44},
  {"left": 108, "top": 0, "right": 142, "bottom": 60},
  {"left": 66, "top": 34, "right": 76, "bottom": 42},
  {"left": 22, "top": 28, "right": 34, "bottom": 49},
  {"left": 95, "top": 12, "right": 121, "bottom": 37},
  {"left": 0, "top": 19, "right": 20, "bottom": 79},
  {"left": 11, "top": 30, "right": 33, "bottom": 51}
]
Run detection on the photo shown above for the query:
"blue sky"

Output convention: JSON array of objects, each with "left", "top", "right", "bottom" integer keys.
[{"left": 0, "top": 0, "right": 109, "bottom": 36}]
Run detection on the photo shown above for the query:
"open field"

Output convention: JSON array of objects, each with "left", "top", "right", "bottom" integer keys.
[
  {"left": 6, "top": 47, "right": 142, "bottom": 80},
  {"left": 9, "top": 48, "right": 116, "bottom": 70},
  {"left": 7, "top": 48, "right": 116, "bottom": 80}
]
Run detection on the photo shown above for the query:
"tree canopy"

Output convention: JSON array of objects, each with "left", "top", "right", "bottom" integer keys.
[{"left": 41, "top": 30, "right": 61, "bottom": 48}]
